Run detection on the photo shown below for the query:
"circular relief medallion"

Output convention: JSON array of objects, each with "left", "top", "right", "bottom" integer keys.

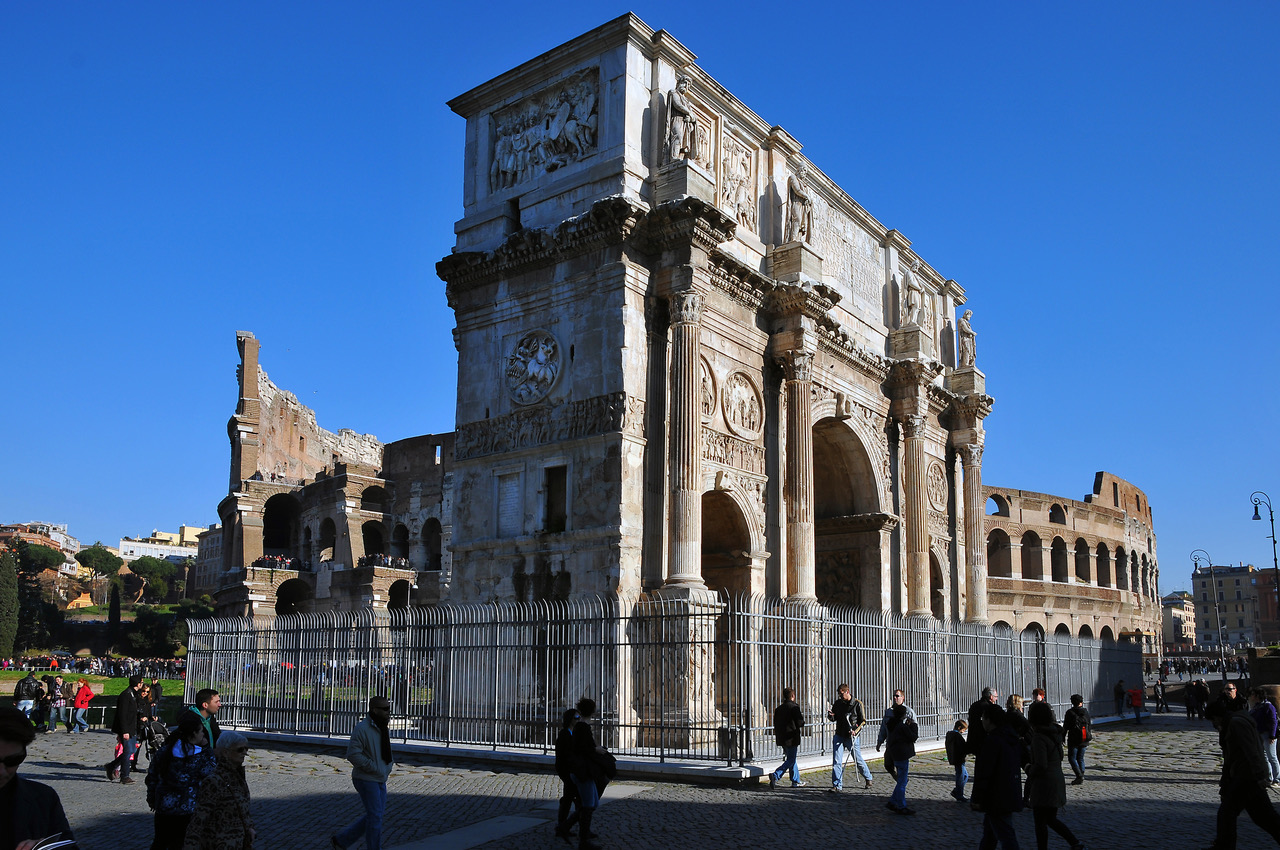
[
  {"left": 926, "top": 462, "right": 948, "bottom": 511},
  {"left": 721, "top": 371, "right": 763, "bottom": 440},
  {"left": 505, "top": 329, "right": 561, "bottom": 405},
  {"left": 700, "top": 357, "right": 717, "bottom": 423}
]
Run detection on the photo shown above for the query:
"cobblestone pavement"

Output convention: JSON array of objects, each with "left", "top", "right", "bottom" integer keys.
[{"left": 18, "top": 712, "right": 1280, "bottom": 850}]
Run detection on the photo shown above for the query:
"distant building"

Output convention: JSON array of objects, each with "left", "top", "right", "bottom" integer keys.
[
  {"left": 192, "top": 524, "right": 223, "bottom": 597},
  {"left": 0, "top": 522, "right": 81, "bottom": 576},
  {"left": 118, "top": 529, "right": 199, "bottom": 563},
  {"left": 1192, "top": 563, "right": 1263, "bottom": 647},
  {"left": 1162, "top": 590, "right": 1196, "bottom": 649}
]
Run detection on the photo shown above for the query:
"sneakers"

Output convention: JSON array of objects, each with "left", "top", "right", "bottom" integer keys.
[
  {"left": 828, "top": 786, "right": 841, "bottom": 793},
  {"left": 119, "top": 777, "right": 135, "bottom": 785},
  {"left": 768, "top": 775, "right": 777, "bottom": 789},
  {"left": 864, "top": 778, "right": 873, "bottom": 789},
  {"left": 792, "top": 780, "right": 807, "bottom": 787}
]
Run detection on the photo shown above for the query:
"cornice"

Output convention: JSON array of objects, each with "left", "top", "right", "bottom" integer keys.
[
  {"left": 885, "top": 358, "right": 944, "bottom": 391},
  {"left": 763, "top": 280, "right": 841, "bottom": 320},
  {"left": 947, "top": 392, "right": 995, "bottom": 423},
  {"left": 438, "top": 195, "right": 646, "bottom": 302},
  {"left": 813, "top": 324, "right": 890, "bottom": 383},
  {"left": 814, "top": 512, "right": 900, "bottom": 534},
  {"left": 707, "top": 251, "right": 772, "bottom": 312},
  {"left": 634, "top": 195, "right": 737, "bottom": 255}
]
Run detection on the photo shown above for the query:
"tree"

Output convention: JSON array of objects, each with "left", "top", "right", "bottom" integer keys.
[
  {"left": 120, "top": 605, "right": 183, "bottom": 657},
  {"left": 0, "top": 549, "right": 18, "bottom": 658},
  {"left": 108, "top": 583, "right": 121, "bottom": 644},
  {"left": 128, "top": 556, "right": 177, "bottom": 603},
  {"left": 76, "top": 543, "right": 123, "bottom": 577},
  {"left": 12, "top": 541, "right": 63, "bottom": 651}
]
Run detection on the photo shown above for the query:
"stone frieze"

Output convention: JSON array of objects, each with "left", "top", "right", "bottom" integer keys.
[{"left": 455, "top": 392, "right": 640, "bottom": 460}]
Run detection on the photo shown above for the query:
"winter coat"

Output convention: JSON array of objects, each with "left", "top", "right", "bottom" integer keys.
[
  {"left": 1025, "top": 723, "right": 1067, "bottom": 809},
  {"left": 1220, "top": 709, "right": 1271, "bottom": 793},
  {"left": 147, "top": 740, "right": 217, "bottom": 817},
  {"left": 73, "top": 683, "right": 94, "bottom": 709},
  {"left": 972, "top": 724, "right": 1025, "bottom": 815},
  {"left": 183, "top": 752, "right": 254, "bottom": 850},
  {"left": 884, "top": 715, "right": 918, "bottom": 762},
  {"left": 1062, "top": 706, "right": 1092, "bottom": 748},
  {"left": 945, "top": 729, "right": 968, "bottom": 766},
  {"left": 346, "top": 716, "right": 393, "bottom": 784},
  {"left": 773, "top": 699, "right": 805, "bottom": 748},
  {"left": 1252, "top": 700, "right": 1279, "bottom": 741}
]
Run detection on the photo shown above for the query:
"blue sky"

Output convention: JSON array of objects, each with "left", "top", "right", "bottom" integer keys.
[{"left": 2, "top": 2, "right": 1277, "bottom": 593}]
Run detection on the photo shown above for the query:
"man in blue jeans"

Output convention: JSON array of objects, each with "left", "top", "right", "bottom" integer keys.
[
  {"left": 827, "top": 684, "right": 872, "bottom": 791},
  {"left": 105, "top": 674, "right": 142, "bottom": 784},
  {"left": 768, "top": 687, "right": 806, "bottom": 788},
  {"left": 333, "top": 696, "right": 394, "bottom": 850}
]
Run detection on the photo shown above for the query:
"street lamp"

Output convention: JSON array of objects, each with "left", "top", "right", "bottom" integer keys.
[
  {"left": 1192, "top": 549, "right": 1229, "bottom": 682},
  {"left": 1251, "top": 491, "right": 1280, "bottom": 645}
]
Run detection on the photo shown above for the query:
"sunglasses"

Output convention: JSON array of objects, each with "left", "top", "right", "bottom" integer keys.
[{"left": 1, "top": 753, "right": 25, "bottom": 768}]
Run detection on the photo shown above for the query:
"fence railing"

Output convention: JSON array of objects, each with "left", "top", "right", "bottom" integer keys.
[{"left": 184, "top": 593, "right": 1141, "bottom": 765}]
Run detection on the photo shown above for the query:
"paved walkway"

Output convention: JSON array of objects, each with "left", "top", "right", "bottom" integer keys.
[{"left": 18, "top": 712, "right": 1280, "bottom": 849}]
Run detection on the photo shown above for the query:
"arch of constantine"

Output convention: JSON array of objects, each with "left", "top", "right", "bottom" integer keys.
[{"left": 208, "top": 14, "right": 1159, "bottom": 653}]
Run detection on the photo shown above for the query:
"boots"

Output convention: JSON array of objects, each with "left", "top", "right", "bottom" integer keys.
[
  {"left": 554, "top": 800, "right": 579, "bottom": 844},
  {"left": 577, "top": 809, "right": 601, "bottom": 850}
]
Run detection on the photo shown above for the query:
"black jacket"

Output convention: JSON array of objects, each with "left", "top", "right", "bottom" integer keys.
[
  {"left": 884, "top": 715, "right": 918, "bottom": 762},
  {"left": 773, "top": 699, "right": 805, "bottom": 748},
  {"left": 113, "top": 686, "right": 139, "bottom": 736},
  {"left": 0, "top": 775, "right": 74, "bottom": 849},
  {"left": 1063, "top": 706, "right": 1092, "bottom": 748},
  {"left": 972, "top": 724, "right": 1025, "bottom": 815},
  {"left": 830, "top": 697, "right": 865, "bottom": 737},
  {"left": 967, "top": 698, "right": 992, "bottom": 755},
  {"left": 13, "top": 674, "right": 39, "bottom": 701}
]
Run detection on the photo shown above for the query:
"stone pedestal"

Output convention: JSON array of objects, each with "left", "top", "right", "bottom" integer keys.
[
  {"left": 890, "top": 325, "right": 934, "bottom": 360},
  {"left": 655, "top": 159, "right": 715, "bottom": 205},
  {"left": 947, "top": 366, "right": 986, "bottom": 396},
  {"left": 636, "top": 587, "right": 726, "bottom": 750},
  {"left": 767, "top": 241, "right": 824, "bottom": 284}
]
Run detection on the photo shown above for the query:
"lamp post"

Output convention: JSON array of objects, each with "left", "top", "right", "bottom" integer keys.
[
  {"left": 1192, "top": 549, "right": 1229, "bottom": 682},
  {"left": 1251, "top": 491, "right": 1280, "bottom": 645}
]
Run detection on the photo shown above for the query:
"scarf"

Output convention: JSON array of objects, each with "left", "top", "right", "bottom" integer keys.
[{"left": 372, "top": 714, "right": 392, "bottom": 764}]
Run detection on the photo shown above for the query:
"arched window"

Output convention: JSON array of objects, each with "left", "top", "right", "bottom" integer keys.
[
  {"left": 1051, "top": 537, "right": 1068, "bottom": 582},
  {"left": 1096, "top": 543, "right": 1111, "bottom": 587},
  {"left": 423, "top": 518, "right": 442, "bottom": 571},
  {"left": 1078, "top": 624, "right": 1094, "bottom": 639},
  {"left": 1021, "top": 531, "right": 1043, "bottom": 580},
  {"left": 1100, "top": 625, "right": 1115, "bottom": 642},
  {"left": 1054, "top": 623, "right": 1072, "bottom": 637},
  {"left": 1048, "top": 504, "right": 1066, "bottom": 525},
  {"left": 318, "top": 518, "right": 336, "bottom": 563},
  {"left": 1074, "top": 538, "right": 1091, "bottom": 583},
  {"left": 360, "top": 486, "right": 388, "bottom": 512},
  {"left": 986, "top": 494, "right": 1010, "bottom": 517},
  {"left": 1115, "top": 547, "right": 1128, "bottom": 589},
  {"left": 390, "top": 524, "right": 409, "bottom": 559},
  {"left": 987, "top": 529, "right": 1012, "bottom": 578},
  {"left": 362, "top": 521, "right": 385, "bottom": 556}
]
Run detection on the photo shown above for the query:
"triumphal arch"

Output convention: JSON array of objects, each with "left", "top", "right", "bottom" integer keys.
[{"left": 210, "top": 14, "right": 1158, "bottom": 650}]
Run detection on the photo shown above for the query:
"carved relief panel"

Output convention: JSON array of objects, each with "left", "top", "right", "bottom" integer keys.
[
  {"left": 722, "top": 371, "right": 763, "bottom": 440},
  {"left": 700, "top": 356, "right": 717, "bottom": 423},
  {"left": 489, "top": 68, "right": 599, "bottom": 193},
  {"left": 505, "top": 329, "right": 562, "bottom": 405},
  {"left": 926, "top": 461, "right": 949, "bottom": 511},
  {"left": 719, "top": 130, "right": 757, "bottom": 231}
]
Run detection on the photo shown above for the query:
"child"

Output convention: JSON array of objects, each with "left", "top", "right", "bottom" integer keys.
[{"left": 945, "top": 719, "right": 969, "bottom": 801}]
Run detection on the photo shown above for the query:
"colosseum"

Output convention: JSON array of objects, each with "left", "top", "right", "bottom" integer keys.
[{"left": 984, "top": 472, "right": 1160, "bottom": 652}]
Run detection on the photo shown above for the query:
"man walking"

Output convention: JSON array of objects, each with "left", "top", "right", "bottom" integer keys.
[
  {"left": 332, "top": 696, "right": 394, "bottom": 850},
  {"left": 972, "top": 704, "right": 1024, "bottom": 849},
  {"left": 1062, "top": 693, "right": 1092, "bottom": 785},
  {"left": 967, "top": 685, "right": 1000, "bottom": 759},
  {"left": 12, "top": 671, "right": 39, "bottom": 719},
  {"left": 106, "top": 674, "right": 143, "bottom": 784},
  {"left": 1113, "top": 679, "right": 1126, "bottom": 717},
  {"left": 1204, "top": 700, "right": 1280, "bottom": 848},
  {"left": 827, "top": 684, "right": 871, "bottom": 791},
  {"left": 875, "top": 689, "right": 916, "bottom": 780},
  {"left": 768, "top": 687, "right": 806, "bottom": 788}
]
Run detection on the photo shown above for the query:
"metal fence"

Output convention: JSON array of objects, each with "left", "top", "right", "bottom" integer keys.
[{"left": 184, "top": 593, "right": 1140, "bottom": 765}]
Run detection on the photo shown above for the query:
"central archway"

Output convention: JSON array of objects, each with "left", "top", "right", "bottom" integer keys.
[
  {"left": 813, "top": 417, "right": 883, "bottom": 609},
  {"left": 701, "top": 490, "right": 752, "bottom": 597},
  {"left": 262, "top": 493, "right": 301, "bottom": 559},
  {"left": 275, "top": 578, "right": 313, "bottom": 615}
]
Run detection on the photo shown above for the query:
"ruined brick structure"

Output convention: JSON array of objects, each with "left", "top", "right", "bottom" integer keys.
[{"left": 211, "top": 15, "right": 1158, "bottom": 651}]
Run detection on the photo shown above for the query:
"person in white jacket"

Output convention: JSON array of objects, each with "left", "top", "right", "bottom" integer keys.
[{"left": 332, "top": 696, "right": 394, "bottom": 850}]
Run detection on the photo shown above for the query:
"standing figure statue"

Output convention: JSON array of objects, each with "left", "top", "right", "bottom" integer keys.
[
  {"left": 957, "top": 309, "right": 976, "bottom": 367},
  {"left": 785, "top": 166, "right": 814, "bottom": 244},
  {"left": 665, "top": 74, "right": 698, "bottom": 163},
  {"left": 901, "top": 263, "right": 925, "bottom": 327}
]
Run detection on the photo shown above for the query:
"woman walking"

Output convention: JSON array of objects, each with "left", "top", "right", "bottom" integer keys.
[
  {"left": 146, "top": 712, "right": 217, "bottom": 849},
  {"left": 1025, "top": 701, "right": 1086, "bottom": 850},
  {"left": 183, "top": 731, "right": 255, "bottom": 850},
  {"left": 71, "top": 678, "right": 94, "bottom": 733}
]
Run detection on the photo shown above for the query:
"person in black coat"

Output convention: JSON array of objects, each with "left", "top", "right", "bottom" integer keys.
[
  {"left": 968, "top": 685, "right": 1000, "bottom": 758},
  {"left": 768, "top": 687, "right": 806, "bottom": 788},
  {"left": 972, "top": 704, "right": 1025, "bottom": 849},
  {"left": 0, "top": 706, "right": 75, "bottom": 849},
  {"left": 107, "top": 674, "right": 144, "bottom": 783},
  {"left": 569, "top": 698, "right": 609, "bottom": 850},
  {"left": 554, "top": 708, "right": 585, "bottom": 844}
]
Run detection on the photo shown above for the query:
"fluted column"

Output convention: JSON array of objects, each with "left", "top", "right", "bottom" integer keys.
[
  {"left": 782, "top": 351, "right": 815, "bottom": 599},
  {"left": 902, "top": 414, "right": 930, "bottom": 616},
  {"left": 666, "top": 288, "right": 705, "bottom": 588},
  {"left": 960, "top": 443, "right": 988, "bottom": 623}
]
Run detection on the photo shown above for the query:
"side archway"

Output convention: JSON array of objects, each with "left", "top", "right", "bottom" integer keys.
[
  {"left": 1021, "top": 531, "right": 1043, "bottom": 580},
  {"left": 988, "top": 529, "right": 1012, "bottom": 578},
  {"left": 1074, "top": 539, "right": 1091, "bottom": 583},
  {"left": 275, "top": 578, "right": 313, "bottom": 615},
  {"left": 262, "top": 493, "right": 301, "bottom": 559},
  {"left": 388, "top": 579, "right": 412, "bottom": 610},
  {"left": 423, "top": 518, "right": 443, "bottom": 571},
  {"left": 1096, "top": 543, "right": 1111, "bottom": 588},
  {"left": 1051, "top": 537, "right": 1068, "bottom": 582},
  {"left": 701, "top": 490, "right": 753, "bottom": 598},
  {"left": 362, "top": 521, "right": 385, "bottom": 557}
]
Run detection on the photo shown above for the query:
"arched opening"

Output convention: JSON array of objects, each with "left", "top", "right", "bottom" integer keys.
[
  {"left": 1074, "top": 539, "right": 1091, "bottom": 583},
  {"left": 1049, "top": 504, "right": 1066, "bottom": 525},
  {"left": 390, "top": 524, "right": 409, "bottom": 559},
  {"left": 1054, "top": 623, "right": 1072, "bottom": 637},
  {"left": 1100, "top": 625, "right": 1115, "bottom": 642},
  {"left": 1115, "top": 546, "right": 1128, "bottom": 589},
  {"left": 362, "top": 521, "right": 385, "bottom": 557},
  {"left": 1021, "top": 623, "right": 1046, "bottom": 688},
  {"left": 423, "top": 518, "right": 442, "bottom": 571},
  {"left": 992, "top": 620, "right": 1014, "bottom": 634},
  {"left": 262, "top": 493, "right": 301, "bottom": 559},
  {"left": 1051, "top": 537, "right": 1068, "bottom": 582},
  {"left": 275, "top": 578, "right": 313, "bottom": 615},
  {"left": 701, "top": 491, "right": 753, "bottom": 598},
  {"left": 360, "top": 486, "right": 388, "bottom": 512},
  {"left": 1078, "top": 624, "right": 1094, "bottom": 639},
  {"left": 302, "top": 526, "right": 313, "bottom": 566},
  {"left": 1130, "top": 552, "right": 1139, "bottom": 595},
  {"left": 1140, "top": 554, "right": 1150, "bottom": 597},
  {"left": 986, "top": 494, "right": 1010, "bottom": 516},
  {"left": 930, "top": 551, "right": 945, "bottom": 620},
  {"left": 1096, "top": 543, "right": 1111, "bottom": 588},
  {"left": 1021, "top": 531, "right": 1043, "bottom": 580},
  {"left": 812, "top": 418, "right": 881, "bottom": 608},
  {"left": 388, "top": 578, "right": 411, "bottom": 610},
  {"left": 318, "top": 518, "right": 336, "bottom": 563},
  {"left": 987, "top": 529, "right": 1012, "bottom": 578}
]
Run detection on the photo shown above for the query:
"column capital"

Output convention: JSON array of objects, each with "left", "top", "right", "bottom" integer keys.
[
  {"left": 959, "top": 443, "right": 984, "bottom": 468},
  {"left": 669, "top": 289, "right": 704, "bottom": 325},
  {"left": 900, "top": 414, "right": 928, "bottom": 439},
  {"left": 777, "top": 349, "right": 814, "bottom": 383}
]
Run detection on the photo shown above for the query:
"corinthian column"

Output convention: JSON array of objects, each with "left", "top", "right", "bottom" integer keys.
[
  {"left": 902, "top": 414, "right": 930, "bottom": 616},
  {"left": 782, "top": 351, "right": 815, "bottom": 599},
  {"left": 960, "top": 443, "right": 988, "bottom": 623},
  {"left": 666, "top": 288, "right": 705, "bottom": 588}
]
